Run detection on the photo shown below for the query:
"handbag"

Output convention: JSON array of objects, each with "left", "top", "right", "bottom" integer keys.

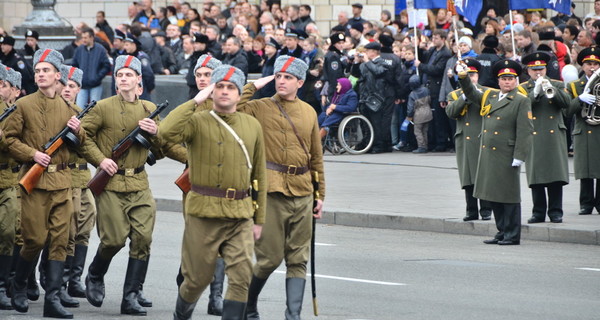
[{"left": 362, "top": 92, "right": 384, "bottom": 112}]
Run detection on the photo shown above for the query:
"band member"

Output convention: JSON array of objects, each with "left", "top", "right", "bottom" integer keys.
[
  {"left": 445, "top": 58, "right": 493, "bottom": 221},
  {"left": 237, "top": 55, "right": 325, "bottom": 319},
  {"left": 458, "top": 59, "right": 534, "bottom": 245},
  {"left": 519, "top": 52, "right": 570, "bottom": 223},
  {"left": 4, "top": 49, "right": 84, "bottom": 318},
  {"left": 567, "top": 47, "right": 600, "bottom": 215},
  {"left": 160, "top": 65, "right": 267, "bottom": 320}
]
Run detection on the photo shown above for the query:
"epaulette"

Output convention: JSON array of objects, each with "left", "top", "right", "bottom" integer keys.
[
  {"left": 569, "top": 81, "right": 579, "bottom": 98},
  {"left": 449, "top": 88, "right": 462, "bottom": 101},
  {"left": 517, "top": 85, "right": 528, "bottom": 96},
  {"left": 517, "top": 91, "right": 528, "bottom": 98}
]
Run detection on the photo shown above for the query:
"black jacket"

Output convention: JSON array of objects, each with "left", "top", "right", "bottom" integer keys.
[
  {"left": 321, "top": 48, "right": 346, "bottom": 98},
  {"left": 418, "top": 46, "right": 452, "bottom": 101},
  {"left": 0, "top": 49, "right": 36, "bottom": 95},
  {"left": 223, "top": 49, "right": 249, "bottom": 77}
]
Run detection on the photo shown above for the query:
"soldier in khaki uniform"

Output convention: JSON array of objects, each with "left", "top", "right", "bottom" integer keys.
[
  {"left": 445, "top": 58, "right": 493, "bottom": 222},
  {"left": 519, "top": 52, "right": 570, "bottom": 223},
  {"left": 237, "top": 55, "right": 325, "bottom": 320},
  {"left": 4, "top": 49, "right": 85, "bottom": 318},
  {"left": 458, "top": 59, "right": 533, "bottom": 245},
  {"left": 80, "top": 55, "right": 186, "bottom": 316},
  {"left": 161, "top": 65, "right": 267, "bottom": 320},
  {"left": 566, "top": 47, "right": 600, "bottom": 215}
]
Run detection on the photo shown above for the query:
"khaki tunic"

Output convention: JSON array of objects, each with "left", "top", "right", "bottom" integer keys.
[{"left": 0, "top": 103, "right": 20, "bottom": 255}]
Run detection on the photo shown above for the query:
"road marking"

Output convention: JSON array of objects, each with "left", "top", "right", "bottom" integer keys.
[
  {"left": 273, "top": 270, "right": 406, "bottom": 286},
  {"left": 576, "top": 268, "right": 600, "bottom": 272},
  {"left": 315, "top": 242, "right": 336, "bottom": 246}
]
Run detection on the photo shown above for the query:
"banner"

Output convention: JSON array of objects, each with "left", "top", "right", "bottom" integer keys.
[
  {"left": 453, "top": 0, "right": 483, "bottom": 24},
  {"left": 395, "top": 0, "right": 430, "bottom": 28},
  {"left": 414, "top": 0, "right": 447, "bottom": 9},
  {"left": 509, "top": 0, "right": 571, "bottom": 15}
]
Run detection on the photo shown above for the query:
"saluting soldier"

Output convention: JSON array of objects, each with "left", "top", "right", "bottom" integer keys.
[
  {"left": 80, "top": 55, "right": 186, "bottom": 316},
  {"left": 160, "top": 65, "right": 267, "bottom": 320},
  {"left": 567, "top": 47, "right": 600, "bottom": 215},
  {"left": 458, "top": 59, "right": 534, "bottom": 245},
  {"left": 519, "top": 52, "right": 570, "bottom": 223},
  {"left": 445, "top": 58, "right": 493, "bottom": 221},
  {"left": 4, "top": 49, "right": 85, "bottom": 318},
  {"left": 237, "top": 55, "right": 325, "bottom": 320}
]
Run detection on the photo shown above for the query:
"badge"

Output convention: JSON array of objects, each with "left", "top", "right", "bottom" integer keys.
[
  {"left": 331, "top": 61, "right": 339, "bottom": 70},
  {"left": 527, "top": 111, "right": 533, "bottom": 119},
  {"left": 18, "top": 61, "right": 25, "bottom": 70},
  {"left": 142, "top": 59, "right": 149, "bottom": 67}
]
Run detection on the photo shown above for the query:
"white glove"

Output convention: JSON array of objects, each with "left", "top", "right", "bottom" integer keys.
[
  {"left": 511, "top": 159, "right": 524, "bottom": 167},
  {"left": 461, "top": 93, "right": 466, "bottom": 101},
  {"left": 455, "top": 62, "right": 467, "bottom": 74},
  {"left": 533, "top": 77, "right": 543, "bottom": 97},
  {"left": 579, "top": 92, "right": 596, "bottom": 105}
]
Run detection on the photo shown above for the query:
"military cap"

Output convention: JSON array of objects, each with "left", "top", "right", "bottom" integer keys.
[
  {"left": 296, "top": 30, "right": 308, "bottom": 41},
  {"left": 364, "top": 41, "right": 382, "bottom": 51},
  {"left": 33, "top": 49, "right": 64, "bottom": 71},
  {"left": 114, "top": 55, "right": 142, "bottom": 75},
  {"left": 482, "top": 35, "right": 498, "bottom": 49},
  {"left": 0, "top": 35, "right": 15, "bottom": 46},
  {"left": 351, "top": 3, "right": 363, "bottom": 9},
  {"left": 285, "top": 28, "right": 300, "bottom": 38},
  {"left": 6, "top": 67, "right": 22, "bottom": 89},
  {"left": 0, "top": 64, "right": 7, "bottom": 81},
  {"left": 192, "top": 32, "right": 209, "bottom": 43},
  {"left": 492, "top": 59, "right": 522, "bottom": 78},
  {"left": 65, "top": 65, "right": 83, "bottom": 87},
  {"left": 274, "top": 55, "right": 308, "bottom": 80},
  {"left": 194, "top": 54, "right": 222, "bottom": 74},
  {"left": 522, "top": 51, "right": 551, "bottom": 70},
  {"left": 124, "top": 32, "right": 141, "bottom": 47},
  {"left": 329, "top": 32, "right": 345, "bottom": 45},
  {"left": 114, "top": 29, "right": 125, "bottom": 40},
  {"left": 350, "top": 22, "right": 364, "bottom": 33},
  {"left": 463, "top": 58, "right": 481, "bottom": 73},
  {"left": 211, "top": 65, "right": 246, "bottom": 93},
  {"left": 25, "top": 29, "right": 39, "bottom": 40},
  {"left": 577, "top": 47, "right": 600, "bottom": 66},
  {"left": 265, "top": 37, "right": 281, "bottom": 51},
  {"left": 379, "top": 34, "right": 394, "bottom": 48}
]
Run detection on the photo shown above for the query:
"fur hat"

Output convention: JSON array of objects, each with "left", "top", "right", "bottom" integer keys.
[
  {"left": 274, "top": 55, "right": 308, "bottom": 80},
  {"left": 25, "top": 29, "right": 39, "bottom": 40},
  {"left": 59, "top": 65, "right": 70, "bottom": 85},
  {"left": 0, "top": 35, "right": 15, "bottom": 46},
  {"left": 482, "top": 35, "right": 499, "bottom": 48},
  {"left": 192, "top": 32, "right": 209, "bottom": 43},
  {"left": 194, "top": 54, "right": 222, "bottom": 75},
  {"left": 114, "top": 55, "right": 142, "bottom": 75},
  {"left": 64, "top": 65, "right": 83, "bottom": 87},
  {"left": 33, "top": 49, "right": 64, "bottom": 71},
  {"left": 379, "top": 34, "right": 394, "bottom": 48},
  {"left": 330, "top": 32, "right": 345, "bottom": 45},
  {"left": 210, "top": 65, "right": 245, "bottom": 93},
  {"left": 0, "top": 64, "right": 7, "bottom": 81},
  {"left": 6, "top": 67, "right": 22, "bottom": 89},
  {"left": 350, "top": 22, "right": 364, "bottom": 33}
]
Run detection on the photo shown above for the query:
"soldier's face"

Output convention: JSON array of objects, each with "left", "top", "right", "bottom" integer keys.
[
  {"left": 468, "top": 73, "right": 479, "bottom": 85},
  {"left": 212, "top": 81, "right": 240, "bottom": 111},
  {"left": 34, "top": 62, "right": 60, "bottom": 89},
  {"left": 498, "top": 76, "right": 517, "bottom": 93},
  {"left": 0, "top": 81, "right": 11, "bottom": 101},
  {"left": 61, "top": 80, "right": 80, "bottom": 103},
  {"left": 275, "top": 72, "right": 303, "bottom": 99},
  {"left": 116, "top": 68, "right": 142, "bottom": 93},
  {"left": 527, "top": 67, "right": 546, "bottom": 80},
  {"left": 195, "top": 67, "right": 212, "bottom": 90},
  {"left": 583, "top": 61, "right": 600, "bottom": 77}
]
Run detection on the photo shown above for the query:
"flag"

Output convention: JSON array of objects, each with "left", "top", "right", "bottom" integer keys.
[
  {"left": 414, "top": 0, "right": 447, "bottom": 9},
  {"left": 453, "top": 0, "right": 483, "bottom": 24},
  {"left": 395, "top": 0, "right": 407, "bottom": 15},
  {"left": 509, "top": 0, "right": 571, "bottom": 15}
]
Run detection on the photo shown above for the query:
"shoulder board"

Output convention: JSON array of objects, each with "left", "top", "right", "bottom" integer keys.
[
  {"left": 517, "top": 91, "right": 528, "bottom": 98},
  {"left": 449, "top": 89, "right": 462, "bottom": 101},
  {"left": 517, "top": 85, "right": 528, "bottom": 96},
  {"left": 519, "top": 81, "right": 529, "bottom": 86}
]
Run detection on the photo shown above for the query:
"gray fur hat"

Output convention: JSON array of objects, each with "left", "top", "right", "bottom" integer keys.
[
  {"left": 274, "top": 55, "right": 308, "bottom": 80},
  {"left": 210, "top": 65, "right": 245, "bottom": 93},
  {"left": 64, "top": 65, "right": 83, "bottom": 87},
  {"left": 59, "top": 65, "right": 69, "bottom": 85},
  {"left": 194, "top": 54, "right": 222, "bottom": 75},
  {"left": 0, "top": 63, "right": 7, "bottom": 81},
  {"left": 33, "top": 49, "right": 64, "bottom": 71},
  {"left": 6, "top": 67, "right": 22, "bottom": 89},
  {"left": 114, "top": 55, "right": 142, "bottom": 75}
]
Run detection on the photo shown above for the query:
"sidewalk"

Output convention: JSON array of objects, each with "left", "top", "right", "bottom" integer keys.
[{"left": 148, "top": 151, "right": 600, "bottom": 246}]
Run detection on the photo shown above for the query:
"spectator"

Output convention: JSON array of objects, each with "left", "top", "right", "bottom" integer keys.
[
  {"left": 176, "top": 37, "right": 194, "bottom": 75},
  {"left": 166, "top": 6, "right": 178, "bottom": 25},
  {"left": 123, "top": 32, "right": 155, "bottom": 100},
  {"left": 96, "top": 11, "right": 115, "bottom": 43},
  {"left": 318, "top": 77, "right": 358, "bottom": 138},
  {"left": 349, "top": 22, "right": 369, "bottom": 47},
  {"left": 406, "top": 74, "right": 432, "bottom": 153},
  {"left": 178, "top": 1, "right": 191, "bottom": 28},
  {"left": 133, "top": 0, "right": 160, "bottom": 29},
  {"left": 274, "top": 28, "right": 286, "bottom": 46},
  {"left": 335, "top": 11, "right": 350, "bottom": 33},
  {"left": 153, "top": 31, "right": 178, "bottom": 74},
  {"left": 585, "top": 0, "right": 600, "bottom": 20},
  {"left": 166, "top": 24, "right": 183, "bottom": 58},
  {"left": 477, "top": 35, "right": 501, "bottom": 88},
  {"left": 131, "top": 23, "right": 164, "bottom": 75},
  {"left": 285, "top": 5, "right": 301, "bottom": 31},
  {"left": 394, "top": 44, "right": 418, "bottom": 152},
  {"left": 577, "top": 30, "right": 594, "bottom": 48},
  {"left": 125, "top": 2, "right": 139, "bottom": 24},
  {"left": 435, "top": 8, "right": 451, "bottom": 30},
  {"left": 381, "top": 10, "right": 392, "bottom": 27},
  {"left": 185, "top": 32, "right": 210, "bottom": 98},
  {"left": 217, "top": 15, "right": 233, "bottom": 42},
  {"left": 305, "top": 23, "right": 320, "bottom": 37},
  {"left": 297, "top": 5, "right": 314, "bottom": 32},
  {"left": 350, "top": 3, "right": 366, "bottom": 25},
  {"left": 243, "top": 36, "right": 262, "bottom": 73},
  {"left": 484, "top": 19, "right": 501, "bottom": 37},
  {"left": 205, "top": 25, "right": 223, "bottom": 59},
  {"left": 157, "top": 7, "right": 170, "bottom": 31},
  {"left": 0, "top": 35, "right": 36, "bottom": 96},
  {"left": 279, "top": 28, "right": 304, "bottom": 59},
  {"left": 562, "top": 24, "right": 578, "bottom": 47},
  {"left": 61, "top": 33, "right": 83, "bottom": 64},
  {"left": 222, "top": 36, "right": 249, "bottom": 76},
  {"left": 516, "top": 30, "right": 537, "bottom": 59},
  {"left": 259, "top": 11, "right": 275, "bottom": 33},
  {"left": 208, "top": 4, "right": 221, "bottom": 19},
  {"left": 257, "top": 37, "right": 280, "bottom": 98},
  {"left": 71, "top": 27, "right": 111, "bottom": 107},
  {"left": 536, "top": 29, "right": 564, "bottom": 80}
]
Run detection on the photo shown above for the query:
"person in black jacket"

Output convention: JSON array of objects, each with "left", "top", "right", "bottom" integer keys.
[
  {"left": 320, "top": 32, "right": 346, "bottom": 104},
  {"left": 476, "top": 35, "right": 501, "bottom": 89},
  {"left": 222, "top": 36, "right": 249, "bottom": 77},
  {"left": 0, "top": 35, "right": 36, "bottom": 96},
  {"left": 185, "top": 33, "right": 210, "bottom": 98},
  {"left": 257, "top": 37, "right": 280, "bottom": 99},
  {"left": 378, "top": 34, "right": 403, "bottom": 146},
  {"left": 96, "top": 11, "right": 115, "bottom": 43},
  {"left": 153, "top": 31, "right": 178, "bottom": 74}
]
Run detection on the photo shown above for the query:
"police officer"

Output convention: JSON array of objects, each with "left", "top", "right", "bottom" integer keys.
[
  {"left": 567, "top": 47, "right": 600, "bottom": 215},
  {"left": 0, "top": 35, "right": 36, "bottom": 95},
  {"left": 19, "top": 30, "right": 40, "bottom": 69},
  {"left": 445, "top": 58, "right": 493, "bottom": 221},
  {"left": 320, "top": 32, "right": 346, "bottom": 104},
  {"left": 160, "top": 65, "right": 267, "bottom": 320},
  {"left": 278, "top": 28, "right": 305, "bottom": 59},
  {"left": 519, "top": 52, "right": 570, "bottom": 223},
  {"left": 458, "top": 59, "right": 534, "bottom": 245}
]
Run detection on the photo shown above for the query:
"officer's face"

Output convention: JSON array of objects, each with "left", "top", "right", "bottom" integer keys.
[
  {"left": 275, "top": 72, "right": 304, "bottom": 100},
  {"left": 34, "top": 62, "right": 60, "bottom": 89},
  {"left": 61, "top": 80, "right": 80, "bottom": 103},
  {"left": 26, "top": 37, "right": 37, "bottom": 48},
  {"left": 124, "top": 41, "right": 136, "bottom": 54},
  {"left": 498, "top": 75, "right": 517, "bottom": 93},
  {"left": 527, "top": 67, "right": 546, "bottom": 80},
  {"left": 0, "top": 44, "right": 11, "bottom": 55},
  {"left": 583, "top": 61, "right": 600, "bottom": 77},
  {"left": 468, "top": 72, "right": 479, "bottom": 85},
  {"left": 195, "top": 67, "right": 212, "bottom": 90},
  {"left": 285, "top": 37, "right": 298, "bottom": 50},
  {"left": 212, "top": 81, "right": 240, "bottom": 111},
  {"left": 115, "top": 68, "right": 142, "bottom": 93}
]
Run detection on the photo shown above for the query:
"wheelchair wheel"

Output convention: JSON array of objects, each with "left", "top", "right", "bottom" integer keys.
[
  {"left": 337, "top": 114, "right": 374, "bottom": 155},
  {"left": 322, "top": 129, "right": 345, "bottom": 155}
]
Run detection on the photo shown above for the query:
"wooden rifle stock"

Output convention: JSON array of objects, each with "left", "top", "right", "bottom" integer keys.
[
  {"left": 0, "top": 104, "right": 17, "bottom": 122},
  {"left": 174, "top": 168, "right": 190, "bottom": 193}
]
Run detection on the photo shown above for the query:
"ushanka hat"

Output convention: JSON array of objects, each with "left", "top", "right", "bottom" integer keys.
[
  {"left": 210, "top": 65, "right": 245, "bottom": 93},
  {"left": 274, "top": 55, "right": 308, "bottom": 80},
  {"left": 0, "top": 63, "right": 7, "bottom": 81},
  {"left": 194, "top": 54, "right": 222, "bottom": 74},
  {"left": 59, "top": 65, "right": 70, "bottom": 85},
  {"left": 64, "top": 65, "right": 83, "bottom": 87},
  {"left": 0, "top": 35, "right": 15, "bottom": 46},
  {"left": 114, "top": 55, "right": 142, "bottom": 75},
  {"left": 33, "top": 49, "right": 64, "bottom": 71},
  {"left": 6, "top": 67, "right": 22, "bottom": 89}
]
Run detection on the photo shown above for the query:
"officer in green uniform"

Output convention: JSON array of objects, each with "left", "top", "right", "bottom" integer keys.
[
  {"left": 566, "top": 47, "right": 600, "bottom": 215},
  {"left": 80, "top": 55, "right": 186, "bottom": 316},
  {"left": 445, "top": 58, "right": 493, "bottom": 221},
  {"left": 458, "top": 59, "right": 534, "bottom": 245},
  {"left": 160, "top": 65, "right": 267, "bottom": 320},
  {"left": 519, "top": 52, "right": 570, "bottom": 223}
]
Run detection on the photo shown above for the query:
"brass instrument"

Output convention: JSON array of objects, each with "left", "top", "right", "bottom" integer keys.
[
  {"left": 541, "top": 78, "right": 555, "bottom": 99},
  {"left": 582, "top": 68, "right": 600, "bottom": 126}
]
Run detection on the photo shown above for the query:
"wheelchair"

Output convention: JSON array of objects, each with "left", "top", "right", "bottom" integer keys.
[{"left": 322, "top": 112, "right": 374, "bottom": 155}]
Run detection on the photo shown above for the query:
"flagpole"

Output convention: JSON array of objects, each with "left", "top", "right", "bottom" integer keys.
[
  {"left": 509, "top": 9, "right": 517, "bottom": 60},
  {"left": 412, "top": 1, "right": 419, "bottom": 76}
]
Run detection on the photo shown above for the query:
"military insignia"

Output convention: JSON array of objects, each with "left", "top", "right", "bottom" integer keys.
[
  {"left": 331, "top": 61, "right": 339, "bottom": 70},
  {"left": 0, "top": 37, "right": 3, "bottom": 42},
  {"left": 17, "top": 61, "right": 25, "bottom": 69},
  {"left": 26, "top": 30, "right": 32, "bottom": 36},
  {"left": 504, "top": 68, "right": 510, "bottom": 73},
  {"left": 480, "top": 104, "right": 491, "bottom": 116},
  {"left": 142, "top": 59, "right": 149, "bottom": 67},
  {"left": 460, "top": 106, "right": 468, "bottom": 116},
  {"left": 504, "top": 61, "right": 509, "bottom": 65},
  {"left": 527, "top": 111, "right": 533, "bottom": 119}
]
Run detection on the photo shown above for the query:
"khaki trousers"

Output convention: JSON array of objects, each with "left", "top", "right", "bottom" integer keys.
[
  {"left": 95, "top": 189, "right": 155, "bottom": 260},
  {"left": 254, "top": 192, "right": 312, "bottom": 279},
  {"left": 14, "top": 189, "right": 22, "bottom": 246},
  {"left": 179, "top": 216, "right": 254, "bottom": 303},
  {"left": 0, "top": 187, "right": 18, "bottom": 255},
  {"left": 67, "top": 188, "right": 96, "bottom": 255}
]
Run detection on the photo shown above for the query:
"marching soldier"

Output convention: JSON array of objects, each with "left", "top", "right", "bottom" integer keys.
[
  {"left": 519, "top": 52, "right": 570, "bottom": 223},
  {"left": 4, "top": 49, "right": 85, "bottom": 318},
  {"left": 567, "top": 47, "right": 600, "bottom": 215},
  {"left": 445, "top": 58, "right": 493, "bottom": 221},
  {"left": 160, "top": 65, "right": 267, "bottom": 320},
  {"left": 237, "top": 55, "right": 325, "bottom": 319},
  {"left": 458, "top": 59, "right": 534, "bottom": 245}
]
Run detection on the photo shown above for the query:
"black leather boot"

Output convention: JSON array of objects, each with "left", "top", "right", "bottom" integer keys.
[
  {"left": 39, "top": 247, "right": 49, "bottom": 291},
  {"left": 0, "top": 254, "right": 13, "bottom": 310},
  {"left": 58, "top": 255, "right": 79, "bottom": 308},
  {"left": 137, "top": 255, "right": 152, "bottom": 307},
  {"left": 27, "top": 263, "right": 40, "bottom": 301},
  {"left": 10, "top": 255, "right": 36, "bottom": 313},
  {"left": 68, "top": 244, "right": 87, "bottom": 298},
  {"left": 120, "top": 258, "right": 147, "bottom": 316},
  {"left": 221, "top": 299, "right": 246, "bottom": 320},
  {"left": 43, "top": 260, "right": 74, "bottom": 318},
  {"left": 85, "top": 253, "right": 112, "bottom": 307},
  {"left": 208, "top": 257, "right": 225, "bottom": 315},
  {"left": 173, "top": 293, "right": 197, "bottom": 320},
  {"left": 245, "top": 275, "right": 268, "bottom": 320},
  {"left": 7, "top": 244, "right": 21, "bottom": 298},
  {"left": 284, "top": 278, "right": 306, "bottom": 320}
]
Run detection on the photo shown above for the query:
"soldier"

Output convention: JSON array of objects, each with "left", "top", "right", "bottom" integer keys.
[
  {"left": 160, "top": 65, "right": 267, "bottom": 320},
  {"left": 519, "top": 52, "right": 570, "bottom": 223},
  {"left": 185, "top": 33, "right": 210, "bottom": 99},
  {"left": 80, "top": 55, "right": 186, "bottom": 316},
  {"left": 237, "top": 55, "right": 325, "bottom": 320},
  {"left": 123, "top": 33, "right": 155, "bottom": 101},
  {"left": 567, "top": 47, "right": 600, "bottom": 215},
  {"left": 458, "top": 59, "right": 534, "bottom": 245},
  {"left": 445, "top": 58, "right": 493, "bottom": 221},
  {"left": 4, "top": 48, "right": 85, "bottom": 318},
  {"left": 0, "top": 35, "right": 36, "bottom": 95}
]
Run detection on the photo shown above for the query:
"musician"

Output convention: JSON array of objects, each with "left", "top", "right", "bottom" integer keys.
[{"left": 567, "top": 47, "right": 600, "bottom": 215}]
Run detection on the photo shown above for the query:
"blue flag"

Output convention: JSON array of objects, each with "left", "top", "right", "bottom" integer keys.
[
  {"left": 414, "top": 0, "right": 447, "bottom": 9},
  {"left": 509, "top": 0, "right": 571, "bottom": 15},
  {"left": 454, "top": 0, "right": 483, "bottom": 24},
  {"left": 396, "top": 0, "right": 407, "bottom": 15}
]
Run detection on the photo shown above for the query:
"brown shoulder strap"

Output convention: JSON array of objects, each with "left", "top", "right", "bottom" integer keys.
[{"left": 270, "top": 97, "right": 310, "bottom": 169}]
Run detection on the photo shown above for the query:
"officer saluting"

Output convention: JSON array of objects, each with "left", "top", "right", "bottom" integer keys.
[
  {"left": 445, "top": 58, "right": 493, "bottom": 221},
  {"left": 519, "top": 52, "right": 570, "bottom": 223},
  {"left": 458, "top": 59, "right": 534, "bottom": 245}
]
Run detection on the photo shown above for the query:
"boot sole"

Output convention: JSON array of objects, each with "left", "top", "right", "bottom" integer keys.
[{"left": 43, "top": 312, "right": 74, "bottom": 319}]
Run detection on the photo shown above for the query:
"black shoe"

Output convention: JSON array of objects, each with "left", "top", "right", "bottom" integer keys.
[
  {"left": 498, "top": 240, "right": 520, "bottom": 245},
  {"left": 137, "top": 255, "right": 152, "bottom": 308},
  {"left": 483, "top": 239, "right": 499, "bottom": 244},
  {"left": 173, "top": 293, "right": 197, "bottom": 320},
  {"left": 246, "top": 275, "right": 268, "bottom": 320},
  {"left": 85, "top": 254, "right": 111, "bottom": 308},
  {"left": 578, "top": 208, "right": 592, "bottom": 215},
  {"left": 120, "top": 258, "right": 147, "bottom": 316},
  {"left": 10, "top": 256, "right": 36, "bottom": 313},
  {"left": 527, "top": 217, "right": 545, "bottom": 223},
  {"left": 207, "top": 257, "right": 224, "bottom": 316},
  {"left": 284, "top": 278, "right": 305, "bottom": 320},
  {"left": 221, "top": 300, "right": 246, "bottom": 320},
  {"left": 463, "top": 215, "right": 478, "bottom": 221},
  {"left": 68, "top": 244, "right": 87, "bottom": 298},
  {"left": 550, "top": 218, "right": 563, "bottom": 223},
  {"left": 481, "top": 215, "right": 492, "bottom": 221},
  {"left": 43, "top": 260, "right": 74, "bottom": 319}
]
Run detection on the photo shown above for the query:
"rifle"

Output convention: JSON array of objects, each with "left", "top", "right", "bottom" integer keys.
[
  {"left": 311, "top": 171, "right": 320, "bottom": 316},
  {"left": 87, "top": 101, "right": 168, "bottom": 196},
  {"left": 0, "top": 104, "right": 17, "bottom": 122},
  {"left": 19, "top": 101, "right": 97, "bottom": 194}
]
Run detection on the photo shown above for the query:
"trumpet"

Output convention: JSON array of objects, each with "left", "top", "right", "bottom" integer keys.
[{"left": 535, "top": 74, "right": 555, "bottom": 99}]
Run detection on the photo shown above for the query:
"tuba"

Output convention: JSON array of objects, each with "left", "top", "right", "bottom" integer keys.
[{"left": 582, "top": 68, "right": 600, "bottom": 125}]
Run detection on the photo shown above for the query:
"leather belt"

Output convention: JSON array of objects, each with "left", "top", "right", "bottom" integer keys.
[
  {"left": 0, "top": 163, "right": 20, "bottom": 173},
  {"left": 68, "top": 163, "right": 89, "bottom": 170},
  {"left": 266, "top": 161, "right": 309, "bottom": 175},
  {"left": 45, "top": 163, "right": 68, "bottom": 173},
  {"left": 191, "top": 184, "right": 249, "bottom": 200},
  {"left": 115, "top": 166, "right": 145, "bottom": 176}
]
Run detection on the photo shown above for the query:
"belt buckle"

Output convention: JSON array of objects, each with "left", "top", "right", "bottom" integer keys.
[
  {"left": 125, "top": 168, "right": 135, "bottom": 176},
  {"left": 47, "top": 164, "right": 57, "bottom": 173},
  {"left": 287, "top": 165, "right": 298, "bottom": 175},
  {"left": 225, "top": 188, "right": 236, "bottom": 200}
]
